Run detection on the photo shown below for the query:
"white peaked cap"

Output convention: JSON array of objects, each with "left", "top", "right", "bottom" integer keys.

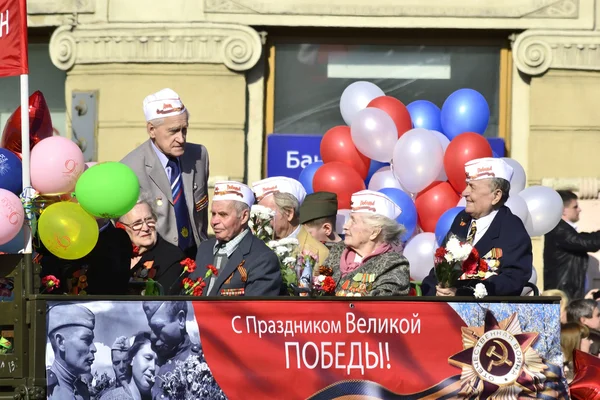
[
  {"left": 465, "top": 157, "right": 514, "bottom": 182},
  {"left": 213, "top": 181, "right": 255, "bottom": 208},
  {"left": 252, "top": 176, "right": 307, "bottom": 204},
  {"left": 350, "top": 190, "right": 402, "bottom": 220},
  {"left": 143, "top": 88, "right": 186, "bottom": 122}
]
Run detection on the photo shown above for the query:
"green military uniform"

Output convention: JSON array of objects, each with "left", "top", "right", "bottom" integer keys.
[{"left": 46, "top": 304, "right": 96, "bottom": 400}]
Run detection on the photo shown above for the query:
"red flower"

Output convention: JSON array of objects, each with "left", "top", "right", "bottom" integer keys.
[
  {"left": 479, "top": 258, "right": 489, "bottom": 273},
  {"left": 180, "top": 258, "right": 197, "bottom": 273},
  {"left": 434, "top": 247, "right": 448, "bottom": 264},
  {"left": 462, "top": 249, "right": 480, "bottom": 275},
  {"left": 322, "top": 276, "right": 336, "bottom": 294},
  {"left": 192, "top": 285, "right": 204, "bottom": 296},
  {"left": 181, "top": 277, "right": 195, "bottom": 289},
  {"left": 41, "top": 275, "right": 60, "bottom": 292},
  {"left": 206, "top": 264, "right": 218, "bottom": 277}
]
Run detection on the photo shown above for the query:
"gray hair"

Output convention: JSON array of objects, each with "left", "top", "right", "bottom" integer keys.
[
  {"left": 567, "top": 299, "right": 597, "bottom": 323},
  {"left": 148, "top": 109, "right": 191, "bottom": 127},
  {"left": 118, "top": 194, "right": 157, "bottom": 222},
  {"left": 362, "top": 213, "right": 405, "bottom": 244},
  {"left": 490, "top": 178, "right": 510, "bottom": 208},
  {"left": 273, "top": 192, "right": 300, "bottom": 218},
  {"left": 231, "top": 200, "right": 250, "bottom": 217}
]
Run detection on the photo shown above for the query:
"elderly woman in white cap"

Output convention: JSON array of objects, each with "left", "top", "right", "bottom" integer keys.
[{"left": 323, "top": 190, "right": 410, "bottom": 297}]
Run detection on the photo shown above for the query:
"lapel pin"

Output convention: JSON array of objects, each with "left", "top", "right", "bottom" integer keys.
[
  {"left": 194, "top": 183, "right": 198, "bottom": 191},
  {"left": 156, "top": 197, "right": 163, "bottom": 207}
]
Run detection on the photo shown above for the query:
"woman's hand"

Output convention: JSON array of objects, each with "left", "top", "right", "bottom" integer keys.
[
  {"left": 585, "top": 289, "right": 599, "bottom": 300},
  {"left": 436, "top": 285, "right": 457, "bottom": 297}
]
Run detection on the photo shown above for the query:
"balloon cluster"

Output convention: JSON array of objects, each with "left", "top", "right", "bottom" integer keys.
[
  {"left": 0, "top": 92, "right": 140, "bottom": 259},
  {"left": 297, "top": 81, "right": 564, "bottom": 282}
]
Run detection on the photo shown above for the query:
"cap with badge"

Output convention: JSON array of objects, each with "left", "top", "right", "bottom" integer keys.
[
  {"left": 111, "top": 336, "right": 130, "bottom": 353},
  {"left": 142, "top": 301, "right": 164, "bottom": 320},
  {"left": 213, "top": 181, "right": 255, "bottom": 208},
  {"left": 47, "top": 304, "right": 95, "bottom": 334},
  {"left": 252, "top": 176, "right": 307, "bottom": 204},
  {"left": 143, "top": 88, "right": 186, "bottom": 122},
  {"left": 465, "top": 157, "right": 513, "bottom": 183},
  {"left": 299, "top": 192, "right": 338, "bottom": 225},
  {"left": 350, "top": 190, "right": 402, "bottom": 220}
]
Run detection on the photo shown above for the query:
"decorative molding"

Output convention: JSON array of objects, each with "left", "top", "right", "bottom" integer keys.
[
  {"left": 513, "top": 30, "right": 600, "bottom": 76},
  {"left": 524, "top": 0, "right": 578, "bottom": 18},
  {"left": 540, "top": 177, "right": 600, "bottom": 199},
  {"left": 28, "top": 0, "right": 95, "bottom": 15},
  {"left": 49, "top": 23, "right": 263, "bottom": 72}
]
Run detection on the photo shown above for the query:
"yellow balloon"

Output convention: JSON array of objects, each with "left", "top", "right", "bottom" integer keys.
[{"left": 38, "top": 202, "right": 99, "bottom": 260}]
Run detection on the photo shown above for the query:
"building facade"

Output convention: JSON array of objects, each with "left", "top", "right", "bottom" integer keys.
[{"left": 18, "top": 0, "right": 600, "bottom": 288}]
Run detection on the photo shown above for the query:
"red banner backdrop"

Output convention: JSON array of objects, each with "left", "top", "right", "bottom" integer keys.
[{"left": 0, "top": 0, "right": 28, "bottom": 77}]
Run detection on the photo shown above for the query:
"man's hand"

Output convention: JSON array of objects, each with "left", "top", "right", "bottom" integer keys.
[
  {"left": 585, "top": 289, "right": 600, "bottom": 300},
  {"left": 436, "top": 285, "right": 457, "bottom": 297}
]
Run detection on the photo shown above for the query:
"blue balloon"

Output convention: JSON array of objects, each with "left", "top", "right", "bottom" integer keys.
[
  {"left": 0, "top": 224, "right": 27, "bottom": 254},
  {"left": 298, "top": 161, "right": 324, "bottom": 194},
  {"left": 406, "top": 100, "right": 443, "bottom": 132},
  {"left": 378, "top": 188, "right": 417, "bottom": 242},
  {"left": 0, "top": 149, "right": 22, "bottom": 195},
  {"left": 492, "top": 151, "right": 500, "bottom": 158},
  {"left": 365, "top": 160, "right": 389, "bottom": 187},
  {"left": 435, "top": 207, "right": 465, "bottom": 245},
  {"left": 441, "top": 89, "right": 490, "bottom": 140}
]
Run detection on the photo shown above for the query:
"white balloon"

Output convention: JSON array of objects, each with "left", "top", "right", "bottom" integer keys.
[
  {"left": 367, "top": 167, "right": 405, "bottom": 191},
  {"left": 404, "top": 232, "right": 437, "bottom": 282},
  {"left": 340, "top": 81, "right": 385, "bottom": 126},
  {"left": 521, "top": 266, "right": 538, "bottom": 296},
  {"left": 457, "top": 197, "right": 467, "bottom": 207},
  {"left": 336, "top": 209, "right": 351, "bottom": 235},
  {"left": 505, "top": 195, "right": 530, "bottom": 225},
  {"left": 502, "top": 157, "right": 527, "bottom": 195},
  {"left": 431, "top": 130, "right": 450, "bottom": 181},
  {"left": 392, "top": 128, "right": 444, "bottom": 193},
  {"left": 519, "top": 186, "right": 563, "bottom": 237},
  {"left": 351, "top": 108, "right": 398, "bottom": 162}
]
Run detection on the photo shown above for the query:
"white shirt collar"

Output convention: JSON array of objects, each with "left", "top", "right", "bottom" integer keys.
[
  {"left": 472, "top": 209, "right": 498, "bottom": 230},
  {"left": 566, "top": 220, "right": 578, "bottom": 231},
  {"left": 287, "top": 225, "right": 302, "bottom": 239},
  {"left": 150, "top": 140, "right": 169, "bottom": 170}
]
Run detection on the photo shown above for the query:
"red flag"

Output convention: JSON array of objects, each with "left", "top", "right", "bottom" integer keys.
[{"left": 0, "top": 0, "right": 28, "bottom": 77}]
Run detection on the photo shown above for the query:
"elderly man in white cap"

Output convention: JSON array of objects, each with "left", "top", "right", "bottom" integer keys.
[
  {"left": 422, "top": 157, "right": 533, "bottom": 297},
  {"left": 191, "top": 181, "right": 281, "bottom": 296},
  {"left": 121, "top": 88, "right": 209, "bottom": 259},
  {"left": 253, "top": 176, "right": 329, "bottom": 267},
  {"left": 322, "top": 190, "right": 410, "bottom": 296}
]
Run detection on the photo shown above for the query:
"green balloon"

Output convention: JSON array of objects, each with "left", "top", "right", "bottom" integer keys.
[{"left": 75, "top": 162, "right": 140, "bottom": 218}]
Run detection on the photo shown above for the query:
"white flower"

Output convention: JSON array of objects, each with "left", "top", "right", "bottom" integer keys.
[
  {"left": 473, "top": 283, "right": 488, "bottom": 299},
  {"left": 267, "top": 240, "right": 279, "bottom": 248},
  {"left": 265, "top": 226, "right": 273, "bottom": 235},
  {"left": 275, "top": 246, "right": 288, "bottom": 256},
  {"left": 317, "top": 275, "right": 326, "bottom": 283},
  {"left": 354, "top": 293, "right": 362, "bottom": 297},
  {"left": 278, "top": 238, "right": 299, "bottom": 246},
  {"left": 283, "top": 256, "right": 296, "bottom": 265},
  {"left": 251, "top": 205, "right": 275, "bottom": 218}
]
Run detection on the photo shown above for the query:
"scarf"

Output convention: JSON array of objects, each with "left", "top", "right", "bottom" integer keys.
[{"left": 339, "top": 243, "right": 392, "bottom": 278}]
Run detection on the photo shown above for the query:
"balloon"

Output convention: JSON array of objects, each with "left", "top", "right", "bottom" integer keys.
[
  {"left": 30, "top": 136, "right": 85, "bottom": 194},
  {"left": 367, "top": 96, "right": 412, "bottom": 138},
  {"left": 350, "top": 108, "right": 398, "bottom": 162},
  {"left": 435, "top": 207, "right": 465, "bottom": 245},
  {"left": 320, "top": 126, "right": 369, "bottom": 179},
  {"left": 443, "top": 132, "right": 493, "bottom": 193},
  {"left": 457, "top": 197, "right": 466, "bottom": 207},
  {"left": 0, "top": 224, "right": 30, "bottom": 254},
  {"left": 0, "top": 91, "right": 54, "bottom": 157},
  {"left": 0, "top": 189, "right": 24, "bottom": 246},
  {"left": 570, "top": 350, "right": 600, "bottom": 400},
  {"left": 379, "top": 188, "right": 417, "bottom": 241},
  {"left": 440, "top": 88, "right": 490, "bottom": 139},
  {"left": 501, "top": 157, "right": 527, "bottom": 195},
  {"left": 0, "top": 148, "right": 23, "bottom": 195},
  {"left": 505, "top": 194, "right": 530, "bottom": 226},
  {"left": 298, "top": 161, "right": 323, "bottom": 194},
  {"left": 404, "top": 232, "right": 436, "bottom": 282},
  {"left": 392, "top": 128, "right": 443, "bottom": 193},
  {"left": 38, "top": 202, "right": 99, "bottom": 260},
  {"left": 340, "top": 81, "right": 385, "bottom": 126},
  {"left": 365, "top": 160, "right": 389, "bottom": 187},
  {"left": 520, "top": 267, "right": 538, "bottom": 296},
  {"left": 368, "top": 167, "right": 405, "bottom": 192},
  {"left": 75, "top": 162, "right": 140, "bottom": 218},
  {"left": 336, "top": 209, "right": 351, "bottom": 235},
  {"left": 431, "top": 130, "right": 450, "bottom": 181},
  {"left": 406, "top": 100, "right": 443, "bottom": 132},
  {"left": 415, "top": 181, "right": 461, "bottom": 233},
  {"left": 519, "top": 185, "right": 563, "bottom": 237},
  {"left": 313, "top": 162, "right": 366, "bottom": 209}
]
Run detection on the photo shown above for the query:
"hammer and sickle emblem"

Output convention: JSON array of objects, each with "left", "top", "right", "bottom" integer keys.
[{"left": 486, "top": 340, "right": 513, "bottom": 372}]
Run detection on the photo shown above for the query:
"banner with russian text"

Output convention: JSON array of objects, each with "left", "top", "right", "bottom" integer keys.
[
  {"left": 45, "top": 300, "right": 568, "bottom": 400},
  {"left": 0, "top": 0, "right": 28, "bottom": 77}
]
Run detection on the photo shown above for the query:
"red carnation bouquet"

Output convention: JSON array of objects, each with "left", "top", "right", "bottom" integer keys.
[{"left": 434, "top": 235, "right": 493, "bottom": 288}]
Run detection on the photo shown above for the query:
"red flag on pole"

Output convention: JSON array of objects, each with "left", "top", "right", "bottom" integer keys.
[{"left": 0, "top": 0, "right": 28, "bottom": 77}]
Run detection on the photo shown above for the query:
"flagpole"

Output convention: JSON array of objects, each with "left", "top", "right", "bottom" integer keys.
[{"left": 20, "top": 73, "right": 32, "bottom": 253}]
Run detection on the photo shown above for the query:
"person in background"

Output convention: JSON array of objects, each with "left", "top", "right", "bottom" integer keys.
[
  {"left": 299, "top": 191, "right": 342, "bottom": 251},
  {"left": 323, "top": 190, "right": 410, "bottom": 297},
  {"left": 111, "top": 336, "right": 130, "bottom": 388},
  {"left": 541, "top": 289, "right": 569, "bottom": 323},
  {"left": 543, "top": 190, "right": 600, "bottom": 301},
  {"left": 567, "top": 298, "right": 600, "bottom": 331},
  {"left": 560, "top": 322, "right": 592, "bottom": 383},
  {"left": 121, "top": 88, "right": 210, "bottom": 259},
  {"left": 116, "top": 199, "right": 185, "bottom": 295}
]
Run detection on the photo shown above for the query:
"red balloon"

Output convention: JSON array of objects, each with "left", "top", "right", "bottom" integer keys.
[
  {"left": 443, "top": 132, "right": 493, "bottom": 193},
  {"left": 313, "top": 161, "right": 366, "bottom": 209},
  {"left": 570, "top": 350, "right": 600, "bottom": 400},
  {"left": 368, "top": 96, "right": 412, "bottom": 138},
  {"left": 415, "top": 181, "right": 460, "bottom": 233},
  {"left": 0, "top": 91, "right": 54, "bottom": 159},
  {"left": 320, "top": 126, "right": 370, "bottom": 179}
]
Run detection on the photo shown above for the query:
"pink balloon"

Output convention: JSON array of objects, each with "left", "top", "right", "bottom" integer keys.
[
  {"left": 30, "top": 136, "right": 85, "bottom": 194},
  {"left": 0, "top": 189, "right": 24, "bottom": 245}
]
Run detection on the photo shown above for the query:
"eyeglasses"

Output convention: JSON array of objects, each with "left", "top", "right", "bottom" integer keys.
[{"left": 121, "top": 218, "right": 156, "bottom": 232}]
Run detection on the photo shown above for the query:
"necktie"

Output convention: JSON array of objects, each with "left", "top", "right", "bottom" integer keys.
[
  {"left": 167, "top": 158, "right": 193, "bottom": 251},
  {"left": 466, "top": 220, "right": 477, "bottom": 244}
]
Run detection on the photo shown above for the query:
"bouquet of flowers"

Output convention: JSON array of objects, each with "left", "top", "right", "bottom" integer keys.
[
  {"left": 181, "top": 263, "right": 218, "bottom": 297},
  {"left": 88, "top": 371, "right": 115, "bottom": 399},
  {"left": 249, "top": 205, "right": 275, "bottom": 242},
  {"left": 295, "top": 250, "right": 319, "bottom": 296},
  {"left": 312, "top": 266, "right": 336, "bottom": 296},
  {"left": 434, "top": 235, "right": 492, "bottom": 289},
  {"left": 40, "top": 275, "right": 60, "bottom": 293},
  {"left": 159, "top": 353, "right": 226, "bottom": 400},
  {"left": 267, "top": 238, "right": 299, "bottom": 294}
]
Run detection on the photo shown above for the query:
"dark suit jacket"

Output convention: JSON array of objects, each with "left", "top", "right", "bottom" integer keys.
[
  {"left": 191, "top": 232, "right": 282, "bottom": 297},
  {"left": 121, "top": 140, "right": 209, "bottom": 248},
  {"left": 421, "top": 206, "right": 533, "bottom": 296}
]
